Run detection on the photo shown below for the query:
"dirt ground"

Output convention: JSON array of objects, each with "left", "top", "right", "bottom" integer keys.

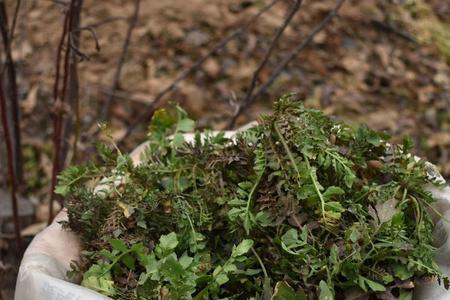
[{"left": 0, "top": 0, "right": 449, "bottom": 298}]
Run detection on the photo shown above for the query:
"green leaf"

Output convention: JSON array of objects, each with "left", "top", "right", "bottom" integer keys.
[
  {"left": 318, "top": 281, "right": 334, "bottom": 300},
  {"left": 398, "top": 290, "right": 413, "bottom": 300},
  {"left": 402, "top": 136, "right": 414, "bottom": 152},
  {"left": 172, "top": 132, "right": 185, "bottom": 147},
  {"left": 99, "top": 249, "right": 116, "bottom": 261},
  {"left": 227, "top": 198, "right": 248, "bottom": 206},
  {"left": 323, "top": 186, "right": 345, "bottom": 199},
  {"left": 215, "top": 273, "right": 229, "bottom": 285},
  {"left": 392, "top": 264, "right": 414, "bottom": 281},
  {"left": 179, "top": 255, "right": 194, "bottom": 269},
  {"left": 81, "top": 264, "right": 116, "bottom": 296},
  {"left": 159, "top": 255, "right": 186, "bottom": 281},
  {"left": 255, "top": 211, "right": 272, "bottom": 227},
  {"left": 96, "top": 143, "right": 115, "bottom": 162},
  {"left": 159, "top": 232, "right": 179, "bottom": 251},
  {"left": 109, "top": 239, "right": 127, "bottom": 252},
  {"left": 149, "top": 109, "right": 176, "bottom": 136},
  {"left": 324, "top": 201, "right": 345, "bottom": 213},
  {"left": 223, "top": 263, "right": 238, "bottom": 273},
  {"left": 349, "top": 227, "right": 360, "bottom": 243},
  {"left": 232, "top": 239, "right": 254, "bottom": 257},
  {"left": 360, "top": 276, "right": 385, "bottom": 292},
  {"left": 160, "top": 177, "right": 175, "bottom": 192},
  {"left": 55, "top": 165, "right": 92, "bottom": 196},
  {"left": 280, "top": 228, "right": 312, "bottom": 256},
  {"left": 121, "top": 253, "right": 136, "bottom": 270},
  {"left": 176, "top": 118, "right": 195, "bottom": 133},
  {"left": 137, "top": 278, "right": 159, "bottom": 298},
  {"left": 272, "top": 281, "right": 307, "bottom": 300}
]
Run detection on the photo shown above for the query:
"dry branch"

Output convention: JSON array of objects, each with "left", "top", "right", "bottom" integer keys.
[
  {"left": 49, "top": 2, "right": 73, "bottom": 223},
  {"left": 61, "top": 0, "right": 83, "bottom": 166},
  {"left": 0, "top": 1, "right": 23, "bottom": 183},
  {"left": 118, "top": 0, "right": 280, "bottom": 145},
  {"left": 101, "top": 0, "right": 140, "bottom": 121},
  {"left": 0, "top": 77, "right": 22, "bottom": 252},
  {"left": 227, "top": 0, "right": 346, "bottom": 128},
  {"left": 230, "top": 0, "right": 303, "bottom": 128}
]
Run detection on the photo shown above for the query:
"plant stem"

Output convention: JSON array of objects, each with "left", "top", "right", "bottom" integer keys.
[
  {"left": 273, "top": 122, "right": 301, "bottom": 187},
  {"left": 303, "top": 154, "right": 326, "bottom": 221},
  {"left": 244, "top": 152, "right": 265, "bottom": 234},
  {"left": 0, "top": 78, "right": 22, "bottom": 252},
  {"left": 251, "top": 247, "right": 268, "bottom": 278}
]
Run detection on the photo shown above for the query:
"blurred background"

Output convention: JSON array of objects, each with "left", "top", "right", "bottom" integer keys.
[{"left": 0, "top": 0, "right": 449, "bottom": 298}]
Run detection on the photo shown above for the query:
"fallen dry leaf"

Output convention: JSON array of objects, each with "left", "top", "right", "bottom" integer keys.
[
  {"left": 22, "top": 86, "right": 39, "bottom": 114},
  {"left": 427, "top": 132, "right": 450, "bottom": 147}
]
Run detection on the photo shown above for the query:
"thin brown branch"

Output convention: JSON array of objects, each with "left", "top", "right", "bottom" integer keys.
[
  {"left": 227, "top": 0, "right": 346, "bottom": 128},
  {"left": 49, "top": 3, "right": 73, "bottom": 224},
  {"left": 370, "top": 19, "right": 417, "bottom": 43},
  {"left": 74, "top": 26, "right": 100, "bottom": 51},
  {"left": 101, "top": 0, "right": 140, "bottom": 121},
  {"left": 0, "top": 0, "right": 21, "bottom": 75},
  {"left": 95, "top": 84, "right": 151, "bottom": 103},
  {"left": 61, "top": 0, "right": 83, "bottom": 167},
  {"left": 9, "top": 0, "right": 21, "bottom": 44},
  {"left": 117, "top": 0, "right": 280, "bottom": 145},
  {"left": 86, "top": 16, "right": 128, "bottom": 28},
  {"left": 0, "top": 78, "right": 23, "bottom": 252},
  {"left": 231, "top": 0, "right": 303, "bottom": 128},
  {"left": 0, "top": 1, "right": 23, "bottom": 184}
]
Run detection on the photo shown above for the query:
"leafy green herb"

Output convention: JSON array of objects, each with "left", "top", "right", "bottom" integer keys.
[{"left": 61, "top": 96, "right": 446, "bottom": 299}]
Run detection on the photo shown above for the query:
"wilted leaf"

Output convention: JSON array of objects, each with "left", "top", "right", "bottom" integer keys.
[{"left": 369, "top": 198, "right": 399, "bottom": 224}]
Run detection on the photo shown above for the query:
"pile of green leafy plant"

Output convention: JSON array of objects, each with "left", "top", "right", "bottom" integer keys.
[{"left": 58, "top": 96, "right": 446, "bottom": 299}]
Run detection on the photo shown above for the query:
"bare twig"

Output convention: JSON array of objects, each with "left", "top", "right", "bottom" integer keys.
[
  {"left": 0, "top": 0, "right": 21, "bottom": 75},
  {"left": 49, "top": 0, "right": 70, "bottom": 5},
  {"left": 9, "top": 0, "right": 21, "bottom": 44},
  {"left": 68, "top": 26, "right": 100, "bottom": 62},
  {"left": 74, "top": 26, "right": 100, "bottom": 51},
  {"left": 61, "top": 0, "right": 83, "bottom": 167},
  {"left": 95, "top": 84, "right": 151, "bottom": 103},
  {"left": 101, "top": 0, "right": 140, "bottom": 121},
  {"left": 0, "top": 78, "right": 23, "bottom": 252},
  {"left": 117, "top": 0, "right": 280, "bottom": 145},
  {"left": 370, "top": 19, "right": 417, "bottom": 43},
  {"left": 49, "top": 3, "right": 73, "bottom": 224},
  {"left": 227, "top": 0, "right": 346, "bottom": 128},
  {"left": 0, "top": 1, "right": 23, "bottom": 184},
  {"left": 86, "top": 16, "right": 128, "bottom": 28},
  {"left": 69, "top": 37, "right": 89, "bottom": 61},
  {"left": 230, "top": 0, "right": 303, "bottom": 128}
]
